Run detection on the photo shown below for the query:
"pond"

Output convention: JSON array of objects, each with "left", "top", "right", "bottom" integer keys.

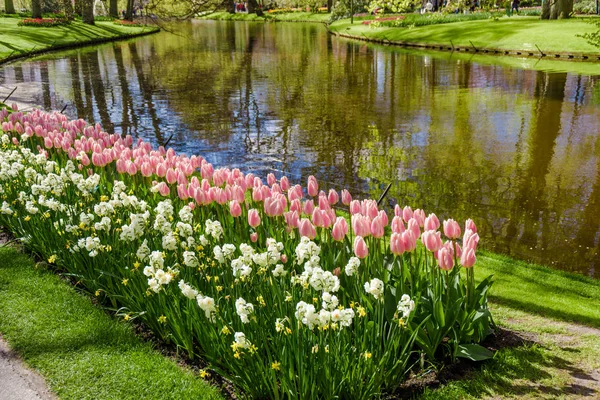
[{"left": 1, "top": 20, "right": 599, "bottom": 277}]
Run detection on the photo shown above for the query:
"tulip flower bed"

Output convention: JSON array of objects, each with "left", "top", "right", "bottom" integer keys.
[
  {"left": 0, "top": 106, "right": 494, "bottom": 399},
  {"left": 17, "top": 18, "right": 70, "bottom": 27}
]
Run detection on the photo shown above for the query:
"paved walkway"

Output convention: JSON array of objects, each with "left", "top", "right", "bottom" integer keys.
[{"left": 0, "top": 336, "right": 56, "bottom": 400}]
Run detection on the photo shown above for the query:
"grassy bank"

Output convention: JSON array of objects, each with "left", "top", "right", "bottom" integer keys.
[
  {"left": 200, "top": 11, "right": 330, "bottom": 22},
  {"left": 0, "top": 243, "right": 223, "bottom": 400},
  {"left": 0, "top": 18, "right": 160, "bottom": 65},
  {"left": 330, "top": 16, "right": 600, "bottom": 55}
]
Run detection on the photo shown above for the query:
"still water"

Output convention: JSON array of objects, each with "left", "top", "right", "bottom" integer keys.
[{"left": 1, "top": 21, "right": 600, "bottom": 277}]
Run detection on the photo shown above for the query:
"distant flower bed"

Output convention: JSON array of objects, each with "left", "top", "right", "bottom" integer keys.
[
  {"left": 0, "top": 105, "right": 495, "bottom": 399},
  {"left": 362, "top": 15, "right": 405, "bottom": 25},
  {"left": 113, "top": 19, "right": 147, "bottom": 26},
  {"left": 18, "top": 18, "right": 70, "bottom": 27}
]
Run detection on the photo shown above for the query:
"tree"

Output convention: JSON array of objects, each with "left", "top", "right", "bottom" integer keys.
[
  {"left": 62, "top": 0, "right": 74, "bottom": 19},
  {"left": 82, "top": 0, "right": 94, "bottom": 24},
  {"left": 247, "top": 0, "right": 263, "bottom": 16},
  {"left": 109, "top": 0, "right": 118, "bottom": 17},
  {"left": 125, "top": 0, "right": 134, "bottom": 20},
  {"left": 74, "top": 0, "right": 83, "bottom": 15},
  {"left": 541, "top": 0, "right": 573, "bottom": 19},
  {"left": 4, "top": 0, "right": 15, "bottom": 14},
  {"left": 32, "top": 0, "right": 42, "bottom": 18}
]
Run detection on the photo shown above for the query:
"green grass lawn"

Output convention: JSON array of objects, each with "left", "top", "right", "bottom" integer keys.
[
  {"left": 330, "top": 16, "right": 600, "bottom": 54},
  {"left": 200, "top": 11, "right": 331, "bottom": 22},
  {"left": 0, "top": 244, "right": 223, "bottom": 400},
  {"left": 0, "top": 18, "right": 159, "bottom": 64}
]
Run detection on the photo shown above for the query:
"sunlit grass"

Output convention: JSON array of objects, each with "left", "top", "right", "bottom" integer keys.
[
  {"left": 0, "top": 18, "right": 158, "bottom": 63},
  {"left": 0, "top": 245, "right": 223, "bottom": 400},
  {"left": 330, "top": 16, "right": 600, "bottom": 54}
]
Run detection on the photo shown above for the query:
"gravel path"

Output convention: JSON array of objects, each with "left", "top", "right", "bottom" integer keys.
[{"left": 0, "top": 337, "right": 56, "bottom": 400}]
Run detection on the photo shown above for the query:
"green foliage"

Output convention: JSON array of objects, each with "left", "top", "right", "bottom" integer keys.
[
  {"left": 330, "top": 0, "right": 371, "bottom": 21},
  {"left": 370, "top": 11, "right": 503, "bottom": 28},
  {"left": 366, "top": 0, "right": 420, "bottom": 14},
  {"left": 574, "top": 0, "right": 598, "bottom": 13}
]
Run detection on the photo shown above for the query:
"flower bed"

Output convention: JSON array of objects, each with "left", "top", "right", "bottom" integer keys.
[
  {"left": 362, "top": 15, "right": 405, "bottom": 25},
  {"left": 0, "top": 105, "right": 494, "bottom": 399},
  {"left": 17, "top": 18, "right": 70, "bottom": 27}
]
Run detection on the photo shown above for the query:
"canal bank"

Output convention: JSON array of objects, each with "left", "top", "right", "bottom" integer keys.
[
  {"left": 329, "top": 16, "right": 600, "bottom": 61},
  {"left": 0, "top": 18, "right": 160, "bottom": 66}
]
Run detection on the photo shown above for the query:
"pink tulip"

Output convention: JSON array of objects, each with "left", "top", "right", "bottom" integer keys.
[
  {"left": 407, "top": 218, "right": 421, "bottom": 240},
  {"left": 443, "top": 219, "right": 461, "bottom": 239},
  {"left": 166, "top": 168, "right": 177, "bottom": 184},
  {"left": 307, "top": 177, "right": 318, "bottom": 197},
  {"left": 402, "top": 206, "right": 413, "bottom": 222},
  {"left": 248, "top": 209, "right": 261, "bottom": 228},
  {"left": 465, "top": 219, "right": 477, "bottom": 233},
  {"left": 290, "top": 199, "right": 302, "bottom": 213},
  {"left": 312, "top": 208, "right": 324, "bottom": 228},
  {"left": 252, "top": 186, "right": 263, "bottom": 202},
  {"left": 267, "top": 173, "right": 276, "bottom": 186},
  {"left": 461, "top": 247, "right": 476, "bottom": 268},
  {"left": 341, "top": 189, "right": 352, "bottom": 206},
  {"left": 352, "top": 215, "right": 371, "bottom": 237},
  {"left": 364, "top": 200, "right": 379, "bottom": 219},
  {"left": 328, "top": 189, "right": 339, "bottom": 205},
  {"left": 281, "top": 254, "right": 288, "bottom": 263},
  {"left": 394, "top": 204, "right": 401, "bottom": 217},
  {"left": 391, "top": 216, "right": 405, "bottom": 234},
  {"left": 378, "top": 210, "right": 389, "bottom": 227},
  {"left": 250, "top": 232, "right": 258, "bottom": 243},
  {"left": 284, "top": 211, "right": 300, "bottom": 228},
  {"left": 349, "top": 200, "right": 361, "bottom": 215},
  {"left": 413, "top": 209, "right": 425, "bottom": 227},
  {"left": 141, "top": 162, "right": 153, "bottom": 177},
  {"left": 390, "top": 232, "right": 405, "bottom": 256},
  {"left": 80, "top": 153, "right": 90, "bottom": 166},
  {"left": 126, "top": 161, "right": 137, "bottom": 176},
  {"left": 463, "top": 229, "right": 480, "bottom": 251},
  {"left": 332, "top": 217, "right": 348, "bottom": 241},
  {"left": 422, "top": 230, "right": 442, "bottom": 252},
  {"left": 424, "top": 213, "right": 440, "bottom": 231},
  {"left": 157, "top": 182, "right": 170, "bottom": 197},
  {"left": 353, "top": 236, "right": 368, "bottom": 259},
  {"left": 280, "top": 176, "right": 290, "bottom": 191},
  {"left": 402, "top": 230, "right": 417, "bottom": 252},
  {"left": 298, "top": 218, "right": 317, "bottom": 239},
  {"left": 437, "top": 247, "right": 454, "bottom": 271},
  {"left": 370, "top": 215, "right": 385, "bottom": 238},
  {"left": 318, "top": 195, "right": 330, "bottom": 211},
  {"left": 177, "top": 184, "right": 189, "bottom": 200},
  {"left": 303, "top": 200, "right": 315, "bottom": 216},
  {"left": 156, "top": 163, "right": 167, "bottom": 177},
  {"left": 230, "top": 200, "right": 242, "bottom": 217}
]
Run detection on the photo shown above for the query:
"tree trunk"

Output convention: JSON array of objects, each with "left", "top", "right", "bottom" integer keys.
[
  {"left": 541, "top": 0, "right": 573, "bottom": 19},
  {"left": 109, "top": 0, "right": 118, "bottom": 17},
  {"left": 327, "top": 0, "right": 332, "bottom": 12},
  {"left": 125, "top": 0, "right": 134, "bottom": 20},
  {"left": 82, "top": 0, "right": 94, "bottom": 24},
  {"left": 4, "top": 0, "right": 15, "bottom": 14},
  {"left": 32, "top": 0, "right": 42, "bottom": 18},
  {"left": 247, "top": 0, "right": 263, "bottom": 16}
]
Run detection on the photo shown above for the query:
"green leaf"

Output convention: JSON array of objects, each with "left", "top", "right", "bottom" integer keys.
[{"left": 456, "top": 344, "right": 494, "bottom": 361}]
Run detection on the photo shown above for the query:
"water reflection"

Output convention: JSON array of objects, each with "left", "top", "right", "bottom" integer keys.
[{"left": 1, "top": 20, "right": 599, "bottom": 277}]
